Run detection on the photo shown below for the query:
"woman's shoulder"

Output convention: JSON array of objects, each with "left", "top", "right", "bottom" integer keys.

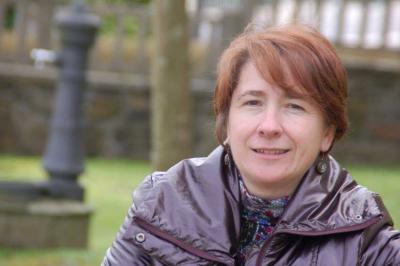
[
  {"left": 133, "top": 146, "right": 226, "bottom": 196},
  {"left": 130, "top": 146, "right": 240, "bottom": 221},
  {"left": 332, "top": 163, "right": 388, "bottom": 224},
  {"left": 326, "top": 156, "right": 384, "bottom": 214},
  {"left": 294, "top": 156, "right": 392, "bottom": 233},
  {"left": 358, "top": 197, "right": 400, "bottom": 264}
]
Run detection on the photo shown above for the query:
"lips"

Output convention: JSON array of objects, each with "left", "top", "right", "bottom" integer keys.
[{"left": 253, "top": 148, "right": 290, "bottom": 155}]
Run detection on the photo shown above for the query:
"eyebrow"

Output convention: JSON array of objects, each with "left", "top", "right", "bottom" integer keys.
[
  {"left": 237, "top": 88, "right": 309, "bottom": 101},
  {"left": 237, "top": 90, "right": 265, "bottom": 101},
  {"left": 285, "top": 89, "right": 308, "bottom": 100}
]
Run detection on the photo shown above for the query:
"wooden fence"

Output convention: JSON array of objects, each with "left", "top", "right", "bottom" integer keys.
[
  {"left": 0, "top": 0, "right": 151, "bottom": 73},
  {"left": 0, "top": 0, "right": 399, "bottom": 77}
]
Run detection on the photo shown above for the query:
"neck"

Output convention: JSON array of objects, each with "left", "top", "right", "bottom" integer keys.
[{"left": 241, "top": 176, "right": 300, "bottom": 200}]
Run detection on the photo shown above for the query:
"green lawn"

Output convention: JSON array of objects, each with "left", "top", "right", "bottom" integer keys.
[
  {"left": 0, "top": 155, "right": 398, "bottom": 265},
  {"left": 0, "top": 155, "right": 150, "bottom": 266}
]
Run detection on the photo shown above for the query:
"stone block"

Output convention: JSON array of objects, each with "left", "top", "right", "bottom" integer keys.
[{"left": 0, "top": 199, "right": 92, "bottom": 248}]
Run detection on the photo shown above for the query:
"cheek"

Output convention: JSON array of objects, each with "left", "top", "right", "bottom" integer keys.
[
  {"left": 227, "top": 118, "right": 251, "bottom": 151},
  {"left": 228, "top": 117, "right": 255, "bottom": 142},
  {"left": 227, "top": 111, "right": 241, "bottom": 137},
  {"left": 226, "top": 110, "right": 235, "bottom": 138},
  {"left": 287, "top": 118, "right": 326, "bottom": 146}
]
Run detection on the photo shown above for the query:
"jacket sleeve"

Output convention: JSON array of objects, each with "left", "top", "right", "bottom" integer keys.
[
  {"left": 360, "top": 223, "right": 400, "bottom": 265},
  {"left": 102, "top": 173, "right": 166, "bottom": 266},
  {"left": 101, "top": 205, "right": 157, "bottom": 266}
]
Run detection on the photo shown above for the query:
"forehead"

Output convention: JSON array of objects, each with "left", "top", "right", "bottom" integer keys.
[{"left": 235, "top": 61, "right": 309, "bottom": 99}]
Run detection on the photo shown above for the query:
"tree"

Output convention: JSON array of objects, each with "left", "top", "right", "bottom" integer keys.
[{"left": 151, "top": 0, "right": 192, "bottom": 170}]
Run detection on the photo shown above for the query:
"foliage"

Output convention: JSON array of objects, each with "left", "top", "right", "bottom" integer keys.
[
  {"left": 0, "top": 155, "right": 398, "bottom": 265},
  {"left": 4, "top": 5, "right": 15, "bottom": 30},
  {"left": 87, "top": 0, "right": 151, "bottom": 4},
  {"left": 99, "top": 14, "right": 140, "bottom": 37},
  {"left": 88, "top": 0, "right": 150, "bottom": 37}
]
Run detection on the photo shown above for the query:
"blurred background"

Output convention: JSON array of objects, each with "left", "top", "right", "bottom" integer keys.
[
  {"left": 0, "top": 0, "right": 399, "bottom": 162},
  {"left": 0, "top": 0, "right": 399, "bottom": 265}
]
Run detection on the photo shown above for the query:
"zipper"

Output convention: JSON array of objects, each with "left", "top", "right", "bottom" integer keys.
[
  {"left": 255, "top": 215, "right": 382, "bottom": 265},
  {"left": 133, "top": 217, "right": 230, "bottom": 264},
  {"left": 255, "top": 221, "right": 279, "bottom": 266}
]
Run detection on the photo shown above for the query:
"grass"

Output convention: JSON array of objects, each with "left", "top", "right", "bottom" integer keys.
[
  {"left": 0, "top": 155, "right": 399, "bottom": 265},
  {"left": 0, "top": 155, "right": 150, "bottom": 266}
]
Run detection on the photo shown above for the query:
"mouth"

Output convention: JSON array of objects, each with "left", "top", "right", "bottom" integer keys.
[{"left": 252, "top": 148, "right": 290, "bottom": 155}]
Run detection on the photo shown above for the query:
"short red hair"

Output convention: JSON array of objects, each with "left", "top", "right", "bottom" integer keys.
[{"left": 214, "top": 24, "right": 348, "bottom": 147}]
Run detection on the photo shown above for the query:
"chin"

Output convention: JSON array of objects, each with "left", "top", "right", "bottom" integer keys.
[{"left": 252, "top": 169, "right": 288, "bottom": 184}]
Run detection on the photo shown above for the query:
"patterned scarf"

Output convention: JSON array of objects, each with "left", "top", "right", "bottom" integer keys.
[{"left": 237, "top": 178, "right": 290, "bottom": 264}]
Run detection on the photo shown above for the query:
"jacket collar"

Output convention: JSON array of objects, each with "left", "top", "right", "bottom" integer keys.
[{"left": 269, "top": 155, "right": 385, "bottom": 235}]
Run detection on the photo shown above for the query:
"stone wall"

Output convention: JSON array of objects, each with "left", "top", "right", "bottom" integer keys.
[
  {"left": 0, "top": 65, "right": 399, "bottom": 164},
  {"left": 0, "top": 67, "right": 217, "bottom": 160},
  {"left": 0, "top": 76, "right": 53, "bottom": 155},
  {"left": 332, "top": 67, "right": 400, "bottom": 164}
]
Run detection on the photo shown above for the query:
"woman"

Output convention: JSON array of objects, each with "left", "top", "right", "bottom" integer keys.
[{"left": 103, "top": 24, "right": 400, "bottom": 265}]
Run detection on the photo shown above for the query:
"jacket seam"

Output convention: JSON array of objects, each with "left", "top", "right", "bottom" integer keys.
[
  {"left": 311, "top": 239, "right": 320, "bottom": 266},
  {"left": 132, "top": 217, "right": 229, "bottom": 264},
  {"left": 276, "top": 215, "right": 383, "bottom": 237},
  {"left": 255, "top": 216, "right": 380, "bottom": 266}
]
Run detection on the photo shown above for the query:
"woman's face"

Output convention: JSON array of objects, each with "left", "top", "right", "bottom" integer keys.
[{"left": 227, "top": 61, "right": 335, "bottom": 199}]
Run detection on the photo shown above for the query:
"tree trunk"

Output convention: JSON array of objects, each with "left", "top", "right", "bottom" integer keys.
[{"left": 151, "top": 0, "right": 192, "bottom": 170}]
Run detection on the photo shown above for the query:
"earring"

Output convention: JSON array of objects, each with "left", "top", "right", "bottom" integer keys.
[
  {"left": 316, "top": 153, "right": 328, "bottom": 174},
  {"left": 224, "top": 153, "right": 230, "bottom": 166},
  {"left": 223, "top": 138, "right": 230, "bottom": 166}
]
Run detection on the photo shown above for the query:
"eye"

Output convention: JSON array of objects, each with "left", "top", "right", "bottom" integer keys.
[
  {"left": 287, "top": 103, "right": 305, "bottom": 111},
  {"left": 244, "top": 100, "right": 262, "bottom": 106}
]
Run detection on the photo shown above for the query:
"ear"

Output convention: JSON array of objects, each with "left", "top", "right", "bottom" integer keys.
[
  {"left": 320, "top": 125, "right": 336, "bottom": 152},
  {"left": 225, "top": 116, "right": 230, "bottom": 140},
  {"left": 223, "top": 137, "right": 230, "bottom": 146}
]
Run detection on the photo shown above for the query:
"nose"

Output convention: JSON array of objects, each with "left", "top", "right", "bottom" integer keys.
[{"left": 256, "top": 107, "right": 283, "bottom": 138}]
